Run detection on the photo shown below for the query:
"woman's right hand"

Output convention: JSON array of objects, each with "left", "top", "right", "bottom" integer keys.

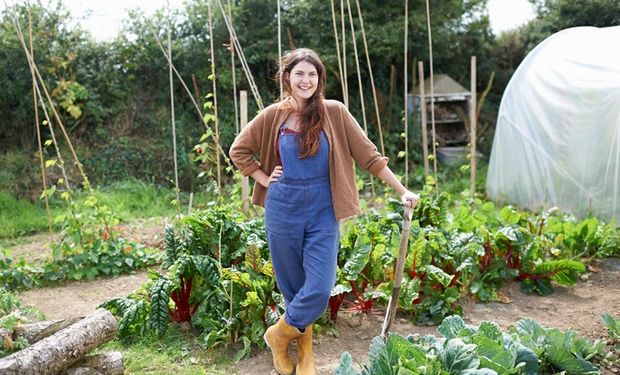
[{"left": 266, "top": 166, "right": 283, "bottom": 187}]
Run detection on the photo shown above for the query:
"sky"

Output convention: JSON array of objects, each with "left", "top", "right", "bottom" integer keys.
[{"left": 2, "top": 0, "right": 536, "bottom": 41}]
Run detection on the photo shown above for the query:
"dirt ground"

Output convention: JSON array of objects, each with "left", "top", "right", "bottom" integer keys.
[
  {"left": 236, "top": 258, "right": 620, "bottom": 374},
  {"left": 11, "top": 223, "right": 620, "bottom": 374}
]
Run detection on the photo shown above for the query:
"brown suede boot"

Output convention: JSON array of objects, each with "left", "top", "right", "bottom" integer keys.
[
  {"left": 295, "top": 325, "right": 317, "bottom": 375},
  {"left": 263, "top": 316, "right": 302, "bottom": 375}
]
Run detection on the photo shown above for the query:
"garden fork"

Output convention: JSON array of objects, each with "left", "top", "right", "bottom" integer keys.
[{"left": 380, "top": 206, "right": 413, "bottom": 339}]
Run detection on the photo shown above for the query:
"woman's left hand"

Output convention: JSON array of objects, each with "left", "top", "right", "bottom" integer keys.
[{"left": 400, "top": 190, "right": 419, "bottom": 208}]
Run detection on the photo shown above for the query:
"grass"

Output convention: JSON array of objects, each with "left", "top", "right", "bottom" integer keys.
[
  {"left": 0, "top": 179, "right": 215, "bottom": 241},
  {"left": 99, "top": 325, "right": 237, "bottom": 375},
  {"left": 0, "top": 190, "right": 55, "bottom": 240}
]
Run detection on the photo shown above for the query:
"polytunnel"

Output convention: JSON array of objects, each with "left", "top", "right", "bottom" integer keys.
[{"left": 486, "top": 26, "right": 620, "bottom": 223}]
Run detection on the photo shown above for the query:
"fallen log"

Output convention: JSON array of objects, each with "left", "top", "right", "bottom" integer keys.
[
  {"left": 0, "top": 309, "right": 117, "bottom": 375},
  {"left": 0, "top": 317, "right": 83, "bottom": 344},
  {"left": 61, "top": 352, "right": 124, "bottom": 375}
]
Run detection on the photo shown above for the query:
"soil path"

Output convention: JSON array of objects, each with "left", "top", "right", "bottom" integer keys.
[
  {"left": 15, "top": 217, "right": 165, "bottom": 319},
  {"left": 12, "top": 220, "right": 619, "bottom": 374}
]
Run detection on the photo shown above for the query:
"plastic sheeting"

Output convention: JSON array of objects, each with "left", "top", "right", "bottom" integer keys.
[{"left": 486, "top": 26, "right": 620, "bottom": 223}]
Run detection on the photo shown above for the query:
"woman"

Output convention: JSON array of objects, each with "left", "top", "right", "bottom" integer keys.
[{"left": 229, "top": 48, "right": 418, "bottom": 375}]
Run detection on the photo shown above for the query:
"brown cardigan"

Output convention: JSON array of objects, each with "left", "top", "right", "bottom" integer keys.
[{"left": 229, "top": 98, "right": 388, "bottom": 221}]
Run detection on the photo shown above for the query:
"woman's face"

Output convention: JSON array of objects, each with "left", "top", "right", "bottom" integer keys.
[{"left": 286, "top": 60, "right": 319, "bottom": 104}]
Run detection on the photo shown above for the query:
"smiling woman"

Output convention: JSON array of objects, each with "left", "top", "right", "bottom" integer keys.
[{"left": 229, "top": 48, "right": 419, "bottom": 375}]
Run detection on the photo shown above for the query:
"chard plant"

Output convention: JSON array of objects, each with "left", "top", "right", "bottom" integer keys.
[{"left": 102, "top": 205, "right": 277, "bottom": 362}]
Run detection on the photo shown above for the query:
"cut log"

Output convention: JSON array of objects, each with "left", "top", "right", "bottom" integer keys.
[
  {"left": 59, "top": 369, "right": 103, "bottom": 375},
  {"left": 61, "top": 352, "right": 124, "bottom": 375},
  {"left": 0, "top": 309, "right": 117, "bottom": 375},
  {"left": 0, "top": 317, "right": 82, "bottom": 344}
]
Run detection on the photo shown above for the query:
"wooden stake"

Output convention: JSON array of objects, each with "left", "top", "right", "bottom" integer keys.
[
  {"left": 28, "top": 7, "right": 51, "bottom": 235},
  {"left": 355, "top": 0, "right": 385, "bottom": 156},
  {"left": 167, "top": 1, "right": 180, "bottom": 216},
  {"left": 341, "top": 0, "right": 347, "bottom": 102},
  {"left": 330, "top": 0, "right": 346, "bottom": 101},
  {"left": 418, "top": 61, "right": 429, "bottom": 177},
  {"left": 145, "top": 21, "right": 233, "bottom": 169},
  {"left": 389, "top": 64, "right": 396, "bottom": 128},
  {"left": 213, "top": 0, "right": 263, "bottom": 110},
  {"left": 227, "top": 0, "right": 239, "bottom": 134},
  {"left": 346, "top": 0, "right": 375, "bottom": 195},
  {"left": 208, "top": 0, "right": 221, "bottom": 198},
  {"left": 424, "top": 0, "right": 439, "bottom": 193},
  {"left": 404, "top": 0, "right": 409, "bottom": 186},
  {"left": 191, "top": 74, "right": 203, "bottom": 117},
  {"left": 277, "top": 0, "right": 283, "bottom": 97},
  {"left": 12, "top": 13, "right": 87, "bottom": 247},
  {"left": 470, "top": 55, "right": 477, "bottom": 196},
  {"left": 240, "top": 91, "right": 250, "bottom": 215}
]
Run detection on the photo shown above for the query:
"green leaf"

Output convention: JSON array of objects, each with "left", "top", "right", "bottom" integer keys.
[
  {"left": 386, "top": 334, "right": 424, "bottom": 367},
  {"left": 366, "top": 336, "right": 392, "bottom": 375},
  {"left": 245, "top": 234, "right": 265, "bottom": 272},
  {"left": 232, "top": 336, "right": 251, "bottom": 363},
  {"left": 438, "top": 315, "right": 466, "bottom": 340},
  {"left": 477, "top": 321, "right": 502, "bottom": 342},
  {"left": 602, "top": 313, "right": 620, "bottom": 340},
  {"left": 546, "top": 329, "right": 599, "bottom": 374},
  {"left": 462, "top": 370, "right": 498, "bottom": 375},
  {"left": 85, "top": 267, "right": 98, "bottom": 281},
  {"left": 425, "top": 265, "right": 453, "bottom": 288},
  {"left": 513, "top": 343, "right": 539, "bottom": 375},
  {"left": 440, "top": 338, "right": 480, "bottom": 373},
  {"left": 149, "top": 277, "right": 173, "bottom": 334},
  {"left": 331, "top": 283, "right": 352, "bottom": 297},
  {"left": 572, "top": 336, "right": 604, "bottom": 360},
  {"left": 335, "top": 352, "right": 360, "bottom": 375},
  {"left": 547, "top": 343, "right": 599, "bottom": 373},
  {"left": 498, "top": 206, "right": 521, "bottom": 225},
  {"left": 473, "top": 335, "right": 517, "bottom": 373},
  {"left": 534, "top": 259, "right": 585, "bottom": 286},
  {"left": 343, "top": 240, "right": 372, "bottom": 281}
]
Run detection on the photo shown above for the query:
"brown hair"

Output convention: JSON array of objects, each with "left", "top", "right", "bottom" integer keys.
[{"left": 276, "top": 48, "right": 326, "bottom": 158}]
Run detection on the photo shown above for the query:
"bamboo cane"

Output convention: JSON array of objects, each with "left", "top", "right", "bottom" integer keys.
[
  {"left": 424, "top": 0, "right": 439, "bottom": 194},
  {"left": 346, "top": 0, "right": 375, "bottom": 195},
  {"left": 227, "top": 0, "right": 240, "bottom": 134},
  {"left": 381, "top": 206, "right": 413, "bottom": 338},
  {"left": 167, "top": 1, "right": 181, "bottom": 216},
  {"left": 340, "top": 0, "right": 349, "bottom": 108},
  {"left": 330, "top": 0, "right": 346, "bottom": 102},
  {"left": 418, "top": 62, "right": 429, "bottom": 177},
  {"left": 404, "top": 0, "right": 409, "bottom": 186},
  {"left": 470, "top": 56, "right": 477, "bottom": 196},
  {"left": 355, "top": 0, "right": 385, "bottom": 157},
  {"left": 28, "top": 7, "right": 51, "bottom": 235},
  {"left": 207, "top": 0, "right": 221, "bottom": 198},
  {"left": 240, "top": 91, "right": 250, "bottom": 216}
]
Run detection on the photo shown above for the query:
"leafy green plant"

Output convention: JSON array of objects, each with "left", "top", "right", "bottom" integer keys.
[
  {"left": 333, "top": 208, "right": 401, "bottom": 318},
  {"left": 102, "top": 205, "right": 277, "bottom": 362},
  {"left": 336, "top": 315, "right": 606, "bottom": 375},
  {"left": 0, "top": 239, "right": 159, "bottom": 291},
  {"left": 602, "top": 313, "right": 620, "bottom": 351},
  {"left": 0, "top": 288, "right": 44, "bottom": 358}
]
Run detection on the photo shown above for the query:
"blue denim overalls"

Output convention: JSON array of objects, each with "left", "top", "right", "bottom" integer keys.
[{"left": 265, "top": 124, "right": 340, "bottom": 329}]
